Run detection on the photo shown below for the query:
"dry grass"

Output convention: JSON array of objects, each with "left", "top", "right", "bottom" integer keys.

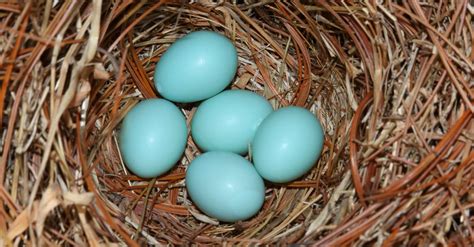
[{"left": 1, "top": 0, "right": 473, "bottom": 245}]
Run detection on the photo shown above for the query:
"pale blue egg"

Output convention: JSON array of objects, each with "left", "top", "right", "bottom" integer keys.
[
  {"left": 191, "top": 90, "right": 273, "bottom": 155},
  {"left": 154, "top": 30, "right": 238, "bottom": 103},
  {"left": 252, "top": 106, "right": 324, "bottom": 183},
  {"left": 185, "top": 152, "right": 265, "bottom": 222},
  {"left": 119, "top": 99, "right": 187, "bottom": 178}
]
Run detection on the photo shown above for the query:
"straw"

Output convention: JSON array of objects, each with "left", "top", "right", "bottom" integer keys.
[{"left": 1, "top": 1, "right": 472, "bottom": 245}]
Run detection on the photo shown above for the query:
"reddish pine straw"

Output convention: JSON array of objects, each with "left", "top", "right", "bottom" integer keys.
[{"left": 0, "top": 1, "right": 472, "bottom": 245}]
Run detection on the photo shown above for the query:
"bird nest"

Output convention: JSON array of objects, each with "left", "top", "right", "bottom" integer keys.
[{"left": 1, "top": 1, "right": 473, "bottom": 246}]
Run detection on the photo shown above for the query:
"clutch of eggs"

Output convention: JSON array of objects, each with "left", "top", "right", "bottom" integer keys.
[{"left": 117, "top": 30, "right": 325, "bottom": 223}]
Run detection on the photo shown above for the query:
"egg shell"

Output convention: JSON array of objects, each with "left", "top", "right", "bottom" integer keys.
[
  {"left": 185, "top": 152, "right": 265, "bottom": 222},
  {"left": 252, "top": 106, "right": 324, "bottom": 183},
  {"left": 191, "top": 90, "right": 273, "bottom": 155},
  {"left": 119, "top": 99, "right": 187, "bottom": 178},
  {"left": 154, "top": 30, "right": 238, "bottom": 103}
]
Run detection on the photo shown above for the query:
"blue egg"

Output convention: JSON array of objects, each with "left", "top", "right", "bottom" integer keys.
[
  {"left": 185, "top": 152, "right": 265, "bottom": 222},
  {"left": 154, "top": 30, "right": 238, "bottom": 103},
  {"left": 252, "top": 106, "right": 324, "bottom": 183},
  {"left": 119, "top": 99, "right": 187, "bottom": 178},
  {"left": 191, "top": 90, "right": 273, "bottom": 155}
]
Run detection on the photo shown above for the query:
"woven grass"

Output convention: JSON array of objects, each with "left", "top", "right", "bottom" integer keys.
[{"left": 1, "top": 0, "right": 473, "bottom": 245}]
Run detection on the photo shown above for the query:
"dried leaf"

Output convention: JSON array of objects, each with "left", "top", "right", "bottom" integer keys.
[
  {"left": 93, "top": 63, "right": 110, "bottom": 80},
  {"left": 63, "top": 191, "right": 95, "bottom": 206},
  {"left": 36, "top": 185, "right": 61, "bottom": 238},
  {"left": 6, "top": 207, "right": 30, "bottom": 240}
]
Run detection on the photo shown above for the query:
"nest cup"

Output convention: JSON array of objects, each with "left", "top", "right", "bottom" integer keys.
[
  {"left": 89, "top": 4, "right": 352, "bottom": 244},
  {"left": 2, "top": 1, "right": 473, "bottom": 246},
  {"left": 94, "top": 3, "right": 350, "bottom": 244}
]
